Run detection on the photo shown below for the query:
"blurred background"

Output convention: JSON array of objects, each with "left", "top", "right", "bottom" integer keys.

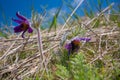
[{"left": 0, "top": 0, "right": 119, "bottom": 27}]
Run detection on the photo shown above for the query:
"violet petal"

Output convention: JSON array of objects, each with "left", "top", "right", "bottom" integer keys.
[
  {"left": 65, "top": 43, "right": 72, "bottom": 50},
  {"left": 16, "top": 12, "right": 27, "bottom": 21},
  {"left": 79, "top": 37, "right": 91, "bottom": 42},
  {"left": 27, "top": 27, "right": 33, "bottom": 33},
  {"left": 14, "top": 25, "right": 23, "bottom": 33},
  {"left": 12, "top": 18, "right": 22, "bottom": 24}
]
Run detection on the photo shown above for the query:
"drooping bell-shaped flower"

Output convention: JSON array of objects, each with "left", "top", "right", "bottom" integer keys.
[
  {"left": 65, "top": 37, "right": 91, "bottom": 56},
  {"left": 12, "top": 12, "right": 33, "bottom": 38}
]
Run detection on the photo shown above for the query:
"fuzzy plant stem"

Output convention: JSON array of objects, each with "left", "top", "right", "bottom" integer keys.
[
  {"left": 37, "top": 28, "right": 44, "bottom": 61},
  {"left": 37, "top": 27, "right": 48, "bottom": 73}
]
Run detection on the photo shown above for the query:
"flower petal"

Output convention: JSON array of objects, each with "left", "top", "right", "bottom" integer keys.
[
  {"left": 79, "top": 37, "right": 91, "bottom": 42},
  {"left": 65, "top": 43, "right": 72, "bottom": 50},
  {"left": 27, "top": 27, "right": 33, "bottom": 33},
  {"left": 12, "top": 18, "right": 22, "bottom": 24},
  {"left": 16, "top": 12, "right": 27, "bottom": 21},
  {"left": 14, "top": 25, "right": 23, "bottom": 33}
]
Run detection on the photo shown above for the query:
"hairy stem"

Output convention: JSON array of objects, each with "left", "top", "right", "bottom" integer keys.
[{"left": 37, "top": 28, "right": 44, "bottom": 61}]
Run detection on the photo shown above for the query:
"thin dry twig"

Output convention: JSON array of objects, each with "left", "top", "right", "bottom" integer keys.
[
  {"left": 88, "top": 44, "right": 118, "bottom": 65},
  {"left": 0, "top": 33, "right": 21, "bottom": 60},
  {"left": 55, "top": 0, "right": 85, "bottom": 39}
]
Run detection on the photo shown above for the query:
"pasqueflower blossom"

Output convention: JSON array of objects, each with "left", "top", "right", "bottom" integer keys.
[
  {"left": 12, "top": 12, "right": 33, "bottom": 38},
  {"left": 65, "top": 37, "right": 91, "bottom": 56}
]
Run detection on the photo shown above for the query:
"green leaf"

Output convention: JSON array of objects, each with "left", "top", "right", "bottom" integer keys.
[
  {"left": 117, "top": 22, "right": 120, "bottom": 27},
  {"left": 69, "top": 53, "right": 102, "bottom": 80},
  {"left": 105, "top": 0, "right": 109, "bottom": 5},
  {"left": 66, "top": 2, "right": 80, "bottom": 20},
  {"left": 55, "top": 64, "right": 70, "bottom": 79},
  {"left": 0, "top": 4, "right": 8, "bottom": 25},
  {"left": 110, "top": 14, "right": 118, "bottom": 22},
  {"left": 93, "top": 19, "right": 100, "bottom": 28},
  {"left": 97, "top": 0, "right": 102, "bottom": 8},
  {"left": 0, "top": 31, "right": 8, "bottom": 38},
  {"left": 89, "top": 9, "right": 94, "bottom": 18},
  {"left": 83, "top": 9, "right": 92, "bottom": 18},
  {"left": 48, "top": 5, "right": 62, "bottom": 32},
  {"left": 96, "top": 0, "right": 103, "bottom": 12}
]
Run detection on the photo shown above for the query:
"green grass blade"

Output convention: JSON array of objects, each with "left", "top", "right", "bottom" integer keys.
[
  {"left": 48, "top": 5, "right": 62, "bottom": 32},
  {"left": 65, "top": 2, "right": 80, "bottom": 20}
]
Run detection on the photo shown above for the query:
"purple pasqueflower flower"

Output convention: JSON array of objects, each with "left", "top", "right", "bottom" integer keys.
[
  {"left": 65, "top": 37, "right": 91, "bottom": 56},
  {"left": 12, "top": 12, "right": 33, "bottom": 38}
]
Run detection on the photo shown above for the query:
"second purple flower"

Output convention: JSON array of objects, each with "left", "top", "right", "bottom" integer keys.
[{"left": 65, "top": 37, "right": 91, "bottom": 56}]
